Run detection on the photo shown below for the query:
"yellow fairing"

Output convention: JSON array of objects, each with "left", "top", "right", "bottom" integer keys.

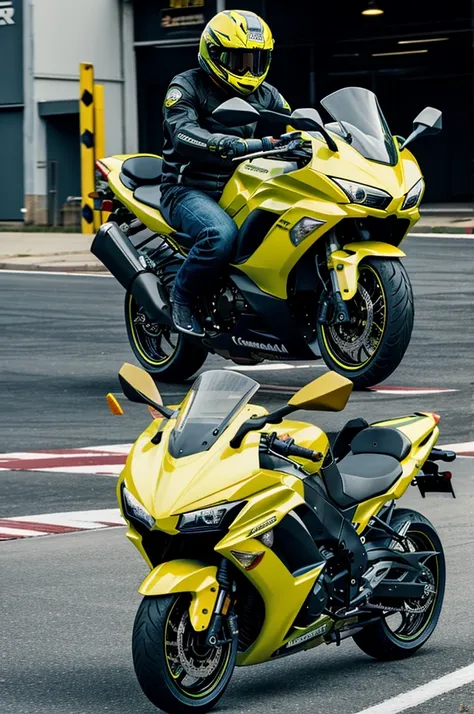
[
  {"left": 100, "top": 134, "right": 422, "bottom": 299},
  {"left": 208, "top": 473, "right": 328, "bottom": 664},
  {"left": 329, "top": 241, "right": 406, "bottom": 300},
  {"left": 139, "top": 560, "right": 219, "bottom": 632},
  {"left": 353, "top": 414, "right": 439, "bottom": 533}
]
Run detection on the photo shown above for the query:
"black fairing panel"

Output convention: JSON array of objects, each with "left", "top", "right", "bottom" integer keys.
[
  {"left": 301, "top": 475, "right": 368, "bottom": 582},
  {"left": 229, "top": 272, "right": 320, "bottom": 359},
  {"left": 271, "top": 511, "right": 324, "bottom": 575},
  {"left": 233, "top": 209, "right": 278, "bottom": 264},
  {"left": 332, "top": 418, "right": 369, "bottom": 462}
]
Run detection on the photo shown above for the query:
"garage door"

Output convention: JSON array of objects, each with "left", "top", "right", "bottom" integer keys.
[{"left": 0, "top": 109, "right": 24, "bottom": 220}]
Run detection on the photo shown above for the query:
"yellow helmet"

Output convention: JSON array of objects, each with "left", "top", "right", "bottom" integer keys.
[{"left": 198, "top": 10, "right": 274, "bottom": 97}]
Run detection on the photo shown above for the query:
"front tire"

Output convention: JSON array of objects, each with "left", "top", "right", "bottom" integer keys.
[
  {"left": 317, "top": 258, "right": 414, "bottom": 389},
  {"left": 353, "top": 508, "right": 445, "bottom": 660},
  {"left": 133, "top": 595, "right": 237, "bottom": 714},
  {"left": 125, "top": 293, "right": 208, "bottom": 382}
]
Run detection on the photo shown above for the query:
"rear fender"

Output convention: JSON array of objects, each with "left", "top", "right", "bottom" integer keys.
[
  {"left": 329, "top": 241, "right": 406, "bottom": 300},
  {"left": 139, "top": 559, "right": 219, "bottom": 632}
]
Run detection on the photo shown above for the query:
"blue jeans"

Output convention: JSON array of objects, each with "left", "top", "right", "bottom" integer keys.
[{"left": 160, "top": 185, "right": 238, "bottom": 305}]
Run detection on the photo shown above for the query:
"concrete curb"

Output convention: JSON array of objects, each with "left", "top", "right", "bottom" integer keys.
[
  {"left": 411, "top": 225, "right": 474, "bottom": 234},
  {"left": 0, "top": 262, "right": 109, "bottom": 273}
]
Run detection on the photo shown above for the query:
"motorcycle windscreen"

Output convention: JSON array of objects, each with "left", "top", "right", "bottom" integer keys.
[
  {"left": 320, "top": 87, "right": 398, "bottom": 166},
  {"left": 168, "top": 369, "right": 259, "bottom": 458}
]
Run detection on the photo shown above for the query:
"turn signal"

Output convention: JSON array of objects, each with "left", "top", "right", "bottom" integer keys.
[
  {"left": 230, "top": 550, "right": 265, "bottom": 570},
  {"left": 106, "top": 393, "right": 124, "bottom": 415}
]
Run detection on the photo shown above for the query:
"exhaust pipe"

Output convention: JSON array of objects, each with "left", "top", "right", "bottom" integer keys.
[{"left": 91, "top": 222, "right": 172, "bottom": 326}]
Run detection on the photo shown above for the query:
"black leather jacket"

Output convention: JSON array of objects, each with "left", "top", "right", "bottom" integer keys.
[{"left": 161, "top": 68, "right": 291, "bottom": 200}]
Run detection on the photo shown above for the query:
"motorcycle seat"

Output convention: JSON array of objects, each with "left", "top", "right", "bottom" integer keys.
[
  {"left": 323, "top": 453, "right": 402, "bottom": 508},
  {"left": 351, "top": 427, "right": 411, "bottom": 461},
  {"left": 134, "top": 184, "right": 162, "bottom": 210},
  {"left": 338, "top": 453, "right": 402, "bottom": 504},
  {"left": 122, "top": 156, "right": 163, "bottom": 185}
]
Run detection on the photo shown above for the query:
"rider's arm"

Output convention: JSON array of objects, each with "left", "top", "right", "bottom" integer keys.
[{"left": 163, "top": 80, "right": 272, "bottom": 161}]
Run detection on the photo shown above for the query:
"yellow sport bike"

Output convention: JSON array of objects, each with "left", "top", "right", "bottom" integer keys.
[
  {"left": 92, "top": 87, "right": 442, "bottom": 388},
  {"left": 113, "top": 362, "right": 456, "bottom": 714}
]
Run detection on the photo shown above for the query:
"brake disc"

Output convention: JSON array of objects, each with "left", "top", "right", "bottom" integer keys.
[{"left": 176, "top": 611, "right": 223, "bottom": 679}]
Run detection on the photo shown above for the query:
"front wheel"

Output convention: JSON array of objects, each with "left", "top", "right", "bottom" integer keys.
[
  {"left": 317, "top": 258, "right": 414, "bottom": 389},
  {"left": 125, "top": 293, "right": 208, "bottom": 382},
  {"left": 132, "top": 595, "right": 237, "bottom": 714},
  {"left": 353, "top": 509, "right": 445, "bottom": 660}
]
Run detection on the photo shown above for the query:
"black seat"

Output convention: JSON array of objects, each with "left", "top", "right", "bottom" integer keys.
[
  {"left": 134, "top": 184, "right": 162, "bottom": 210},
  {"left": 322, "top": 454, "right": 402, "bottom": 509},
  {"left": 122, "top": 156, "right": 163, "bottom": 185},
  {"left": 351, "top": 427, "right": 411, "bottom": 461}
]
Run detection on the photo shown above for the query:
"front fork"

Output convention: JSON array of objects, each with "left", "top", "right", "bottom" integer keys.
[
  {"left": 206, "top": 559, "right": 239, "bottom": 647},
  {"left": 318, "top": 233, "right": 351, "bottom": 326}
]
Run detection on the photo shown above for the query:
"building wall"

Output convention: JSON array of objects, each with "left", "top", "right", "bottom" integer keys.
[
  {"left": 24, "top": 0, "right": 138, "bottom": 224},
  {"left": 0, "top": 0, "right": 24, "bottom": 220}
]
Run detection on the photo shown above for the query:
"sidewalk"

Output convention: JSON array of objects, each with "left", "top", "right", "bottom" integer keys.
[
  {"left": 0, "top": 210, "right": 472, "bottom": 273},
  {"left": 0, "top": 233, "right": 104, "bottom": 273}
]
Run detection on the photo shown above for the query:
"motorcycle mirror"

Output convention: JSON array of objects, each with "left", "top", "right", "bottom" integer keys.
[
  {"left": 118, "top": 363, "right": 174, "bottom": 418},
  {"left": 400, "top": 107, "right": 442, "bottom": 150},
  {"left": 289, "top": 371, "right": 353, "bottom": 412},
  {"left": 212, "top": 98, "right": 261, "bottom": 127},
  {"left": 291, "top": 107, "right": 324, "bottom": 126}
]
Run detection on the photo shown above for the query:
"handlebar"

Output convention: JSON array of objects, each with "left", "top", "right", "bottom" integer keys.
[{"left": 267, "top": 433, "right": 323, "bottom": 463}]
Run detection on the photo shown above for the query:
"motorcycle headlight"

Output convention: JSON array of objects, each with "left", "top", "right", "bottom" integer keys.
[
  {"left": 330, "top": 177, "right": 392, "bottom": 210},
  {"left": 122, "top": 486, "right": 155, "bottom": 530},
  {"left": 402, "top": 178, "right": 425, "bottom": 210},
  {"left": 178, "top": 501, "right": 242, "bottom": 533}
]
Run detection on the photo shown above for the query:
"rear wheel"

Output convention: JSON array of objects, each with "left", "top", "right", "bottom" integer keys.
[
  {"left": 133, "top": 595, "right": 237, "bottom": 714},
  {"left": 125, "top": 293, "right": 208, "bottom": 382},
  {"left": 317, "top": 258, "right": 414, "bottom": 389},
  {"left": 353, "top": 509, "right": 445, "bottom": 660}
]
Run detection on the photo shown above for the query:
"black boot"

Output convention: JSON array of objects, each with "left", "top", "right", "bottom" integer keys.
[{"left": 172, "top": 301, "right": 205, "bottom": 337}]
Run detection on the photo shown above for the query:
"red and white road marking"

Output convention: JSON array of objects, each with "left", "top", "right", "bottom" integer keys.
[
  {"left": 0, "top": 434, "right": 472, "bottom": 481},
  {"left": 438, "top": 441, "right": 474, "bottom": 458},
  {"left": 0, "top": 443, "right": 132, "bottom": 476},
  {"left": 0, "top": 508, "right": 124, "bottom": 541}
]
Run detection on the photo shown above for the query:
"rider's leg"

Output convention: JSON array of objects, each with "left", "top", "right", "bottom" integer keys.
[{"left": 161, "top": 186, "right": 238, "bottom": 336}]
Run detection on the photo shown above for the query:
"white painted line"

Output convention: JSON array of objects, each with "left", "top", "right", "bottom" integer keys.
[
  {"left": 0, "top": 269, "right": 111, "bottom": 277},
  {"left": 409, "top": 232, "right": 474, "bottom": 239},
  {"left": 421, "top": 207, "right": 473, "bottom": 213},
  {"left": 0, "top": 526, "right": 50, "bottom": 537},
  {"left": 353, "top": 661, "right": 474, "bottom": 714},
  {"left": 9, "top": 509, "right": 124, "bottom": 529},
  {"left": 440, "top": 441, "right": 474, "bottom": 451},
  {"left": 223, "top": 363, "right": 324, "bottom": 372},
  {"left": 371, "top": 388, "right": 458, "bottom": 395}
]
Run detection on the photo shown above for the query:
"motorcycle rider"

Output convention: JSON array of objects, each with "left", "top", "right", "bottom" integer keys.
[{"left": 160, "top": 9, "right": 292, "bottom": 336}]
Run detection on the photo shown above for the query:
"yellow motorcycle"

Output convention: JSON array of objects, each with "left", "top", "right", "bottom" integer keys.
[
  {"left": 92, "top": 87, "right": 442, "bottom": 388},
  {"left": 112, "top": 362, "right": 455, "bottom": 714}
]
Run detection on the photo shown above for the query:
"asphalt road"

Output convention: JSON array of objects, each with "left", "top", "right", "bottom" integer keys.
[{"left": 1, "top": 235, "right": 474, "bottom": 714}]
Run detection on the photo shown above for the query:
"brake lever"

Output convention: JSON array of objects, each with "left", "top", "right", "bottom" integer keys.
[{"left": 231, "top": 146, "right": 293, "bottom": 162}]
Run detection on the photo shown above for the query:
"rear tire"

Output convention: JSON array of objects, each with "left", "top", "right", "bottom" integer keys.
[
  {"left": 353, "top": 508, "right": 445, "bottom": 660},
  {"left": 318, "top": 258, "right": 414, "bottom": 389},
  {"left": 132, "top": 595, "right": 237, "bottom": 714},
  {"left": 125, "top": 293, "right": 208, "bottom": 382}
]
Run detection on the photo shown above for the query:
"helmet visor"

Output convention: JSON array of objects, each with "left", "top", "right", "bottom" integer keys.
[{"left": 219, "top": 49, "right": 271, "bottom": 77}]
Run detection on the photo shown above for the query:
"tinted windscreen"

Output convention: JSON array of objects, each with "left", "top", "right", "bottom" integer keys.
[
  {"left": 168, "top": 370, "right": 259, "bottom": 458},
  {"left": 320, "top": 87, "right": 398, "bottom": 165}
]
